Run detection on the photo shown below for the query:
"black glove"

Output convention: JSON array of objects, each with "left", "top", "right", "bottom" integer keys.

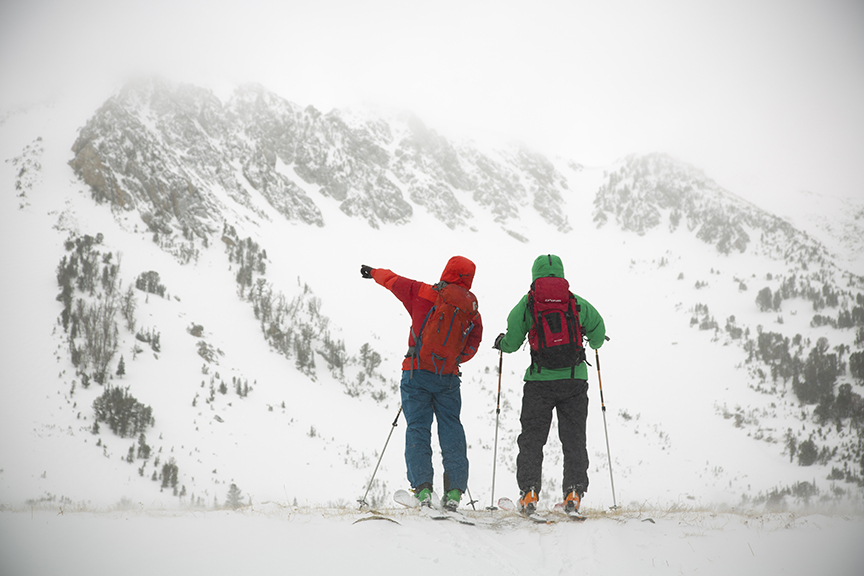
[
  {"left": 492, "top": 333, "right": 505, "bottom": 350},
  {"left": 360, "top": 265, "right": 374, "bottom": 279}
]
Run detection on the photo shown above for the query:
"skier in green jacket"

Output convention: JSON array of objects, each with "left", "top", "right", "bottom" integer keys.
[{"left": 493, "top": 254, "right": 606, "bottom": 515}]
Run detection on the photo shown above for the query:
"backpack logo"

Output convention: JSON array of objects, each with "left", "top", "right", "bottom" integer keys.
[
  {"left": 414, "top": 282, "right": 478, "bottom": 375},
  {"left": 527, "top": 277, "right": 585, "bottom": 374}
]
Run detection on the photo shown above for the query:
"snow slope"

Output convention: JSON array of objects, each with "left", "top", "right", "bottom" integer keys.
[{"left": 2, "top": 507, "right": 862, "bottom": 576}]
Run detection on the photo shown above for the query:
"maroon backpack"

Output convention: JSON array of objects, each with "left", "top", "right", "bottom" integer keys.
[{"left": 527, "top": 276, "right": 586, "bottom": 375}]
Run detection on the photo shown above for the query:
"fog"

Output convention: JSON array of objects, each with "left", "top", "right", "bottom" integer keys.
[{"left": 2, "top": 0, "right": 862, "bottom": 204}]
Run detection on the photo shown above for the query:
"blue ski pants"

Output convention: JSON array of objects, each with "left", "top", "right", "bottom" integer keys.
[{"left": 400, "top": 369, "right": 469, "bottom": 493}]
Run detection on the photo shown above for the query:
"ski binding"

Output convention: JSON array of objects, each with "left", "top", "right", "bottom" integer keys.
[{"left": 497, "top": 497, "right": 554, "bottom": 524}]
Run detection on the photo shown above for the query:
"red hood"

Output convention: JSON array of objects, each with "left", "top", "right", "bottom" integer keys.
[{"left": 440, "top": 256, "right": 475, "bottom": 290}]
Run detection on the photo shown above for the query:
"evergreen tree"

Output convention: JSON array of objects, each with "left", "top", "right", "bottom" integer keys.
[
  {"left": 833, "top": 383, "right": 864, "bottom": 426},
  {"left": 850, "top": 351, "right": 864, "bottom": 383},
  {"left": 93, "top": 386, "right": 154, "bottom": 438},
  {"left": 136, "top": 271, "right": 166, "bottom": 297},
  {"left": 772, "top": 290, "right": 783, "bottom": 311},
  {"left": 225, "top": 483, "right": 243, "bottom": 509},
  {"left": 797, "top": 439, "right": 818, "bottom": 466},
  {"left": 756, "top": 287, "right": 773, "bottom": 312},
  {"left": 161, "top": 459, "right": 179, "bottom": 490},
  {"left": 121, "top": 285, "right": 137, "bottom": 332},
  {"left": 793, "top": 338, "right": 839, "bottom": 404},
  {"left": 137, "top": 433, "right": 151, "bottom": 459}
]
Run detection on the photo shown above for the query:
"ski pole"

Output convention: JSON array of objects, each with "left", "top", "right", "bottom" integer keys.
[
  {"left": 466, "top": 486, "right": 477, "bottom": 511},
  {"left": 487, "top": 347, "right": 504, "bottom": 510},
  {"left": 358, "top": 404, "right": 402, "bottom": 509},
  {"left": 595, "top": 337, "right": 618, "bottom": 509}
]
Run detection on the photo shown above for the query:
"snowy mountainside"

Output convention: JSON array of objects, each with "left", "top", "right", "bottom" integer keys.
[
  {"left": 594, "top": 153, "right": 834, "bottom": 264},
  {"left": 775, "top": 189, "right": 864, "bottom": 272},
  {"left": 1, "top": 78, "right": 862, "bottom": 516},
  {"left": 67, "top": 78, "right": 573, "bottom": 237},
  {"left": 591, "top": 152, "right": 864, "bottom": 502}
]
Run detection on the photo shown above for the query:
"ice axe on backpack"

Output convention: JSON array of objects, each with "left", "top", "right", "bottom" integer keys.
[{"left": 595, "top": 335, "right": 618, "bottom": 510}]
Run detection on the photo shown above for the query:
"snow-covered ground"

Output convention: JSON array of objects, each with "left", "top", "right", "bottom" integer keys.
[{"left": 2, "top": 505, "right": 862, "bottom": 576}]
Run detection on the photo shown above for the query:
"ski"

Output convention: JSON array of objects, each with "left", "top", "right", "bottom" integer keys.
[
  {"left": 353, "top": 514, "right": 400, "bottom": 525},
  {"left": 497, "top": 497, "right": 555, "bottom": 524},
  {"left": 553, "top": 502, "right": 587, "bottom": 522},
  {"left": 419, "top": 506, "right": 451, "bottom": 521},
  {"left": 394, "top": 489, "right": 449, "bottom": 520},
  {"left": 442, "top": 508, "right": 476, "bottom": 526},
  {"left": 394, "top": 488, "right": 440, "bottom": 509},
  {"left": 394, "top": 489, "right": 476, "bottom": 525}
]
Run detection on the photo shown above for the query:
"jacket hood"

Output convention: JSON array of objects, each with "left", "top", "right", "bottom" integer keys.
[
  {"left": 531, "top": 254, "right": 565, "bottom": 281},
  {"left": 440, "top": 255, "right": 475, "bottom": 289}
]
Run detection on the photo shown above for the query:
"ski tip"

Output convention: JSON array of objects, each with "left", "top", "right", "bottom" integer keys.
[
  {"left": 420, "top": 507, "right": 450, "bottom": 521},
  {"left": 520, "top": 514, "right": 553, "bottom": 524},
  {"left": 353, "top": 515, "right": 400, "bottom": 525},
  {"left": 393, "top": 489, "right": 420, "bottom": 508}
]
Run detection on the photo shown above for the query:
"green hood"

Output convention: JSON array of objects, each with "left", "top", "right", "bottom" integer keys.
[{"left": 531, "top": 254, "right": 565, "bottom": 281}]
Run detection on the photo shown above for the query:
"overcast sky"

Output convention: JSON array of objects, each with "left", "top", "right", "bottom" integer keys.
[{"left": 2, "top": 0, "right": 862, "bottom": 203}]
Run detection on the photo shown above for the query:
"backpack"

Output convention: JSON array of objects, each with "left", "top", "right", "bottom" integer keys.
[
  {"left": 414, "top": 282, "right": 479, "bottom": 375},
  {"left": 527, "top": 276, "right": 586, "bottom": 375}
]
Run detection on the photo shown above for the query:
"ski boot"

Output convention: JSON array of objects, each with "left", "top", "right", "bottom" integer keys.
[
  {"left": 443, "top": 489, "right": 462, "bottom": 512},
  {"left": 414, "top": 483, "right": 434, "bottom": 508},
  {"left": 563, "top": 490, "right": 582, "bottom": 514},
  {"left": 519, "top": 488, "right": 538, "bottom": 516}
]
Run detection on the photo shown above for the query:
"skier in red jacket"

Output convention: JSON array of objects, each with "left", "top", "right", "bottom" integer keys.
[{"left": 361, "top": 256, "right": 483, "bottom": 511}]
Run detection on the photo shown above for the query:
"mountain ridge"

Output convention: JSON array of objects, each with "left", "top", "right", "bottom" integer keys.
[{"left": 67, "top": 78, "right": 577, "bottom": 237}]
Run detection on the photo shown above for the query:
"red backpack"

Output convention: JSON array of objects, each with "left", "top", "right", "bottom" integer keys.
[
  {"left": 527, "top": 276, "right": 586, "bottom": 376},
  {"left": 414, "top": 282, "right": 479, "bottom": 375}
]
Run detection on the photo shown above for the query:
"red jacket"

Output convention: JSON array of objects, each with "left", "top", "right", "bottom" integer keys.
[{"left": 372, "top": 256, "right": 483, "bottom": 374}]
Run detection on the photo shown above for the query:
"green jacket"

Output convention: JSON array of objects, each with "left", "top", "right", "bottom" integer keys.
[{"left": 499, "top": 255, "right": 606, "bottom": 381}]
